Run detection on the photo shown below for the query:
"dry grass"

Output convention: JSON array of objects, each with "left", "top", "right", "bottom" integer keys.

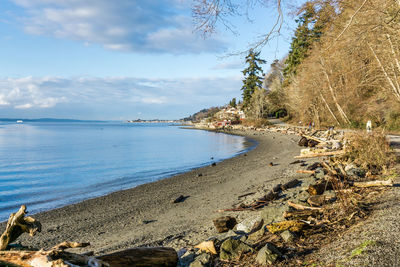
[{"left": 344, "top": 131, "right": 396, "bottom": 175}]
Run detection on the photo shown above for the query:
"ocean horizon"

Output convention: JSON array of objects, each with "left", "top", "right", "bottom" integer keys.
[{"left": 0, "top": 121, "right": 253, "bottom": 221}]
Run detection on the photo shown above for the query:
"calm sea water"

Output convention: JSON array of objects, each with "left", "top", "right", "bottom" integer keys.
[{"left": 0, "top": 122, "right": 251, "bottom": 221}]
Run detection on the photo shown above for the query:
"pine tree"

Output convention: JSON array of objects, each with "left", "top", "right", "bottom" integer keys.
[
  {"left": 241, "top": 49, "right": 266, "bottom": 107},
  {"left": 284, "top": 2, "right": 329, "bottom": 78}
]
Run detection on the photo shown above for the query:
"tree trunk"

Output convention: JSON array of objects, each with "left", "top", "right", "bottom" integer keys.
[{"left": 97, "top": 247, "right": 178, "bottom": 267}]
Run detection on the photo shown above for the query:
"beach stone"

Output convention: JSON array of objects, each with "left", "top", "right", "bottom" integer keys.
[
  {"left": 247, "top": 226, "right": 266, "bottom": 244},
  {"left": 213, "top": 216, "right": 237, "bottom": 233},
  {"left": 260, "top": 204, "right": 288, "bottom": 224},
  {"left": 345, "top": 163, "right": 366, "bottom": 178},
  {"left": 219, "top": 238, "right": 253, "bottom": 261},
  {"left": 236, "top": 216, "right": 262, "bottom": 233},
  {"left": 189, "top": 253, "right": 211, "bottom": 267},
  {"left": 294, "top": 190, "right": 310, "bottom": 202},
  {"left": 315, "top": 170, "right": 325, "bottom": 180},
  {"left": 179, "top": 250, "right": 196, "bottom": 267},
  {"left": 280, "top": 230, "right": 295, "bottom": 242},
  {"left": 256, "top": 243, "right": 282, "bottom": 265}
]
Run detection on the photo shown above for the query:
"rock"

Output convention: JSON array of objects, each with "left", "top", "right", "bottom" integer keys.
[
  {"left": 293, "top": 190, "right": 309, "bottom": 202},
  {"left": 197, "top": 173, "right": 203, "bottom": 177},
  {"left": 173, "top": 195, "right": 188, "bottom": 203},
  {"left": 345, "top": 163, "right": 366, "bottom": 178},
  {"left": 306, "top": 162, "right": 320, "bottom": 170},
  {"left": 211, "top": 162, "right": 216, "bottom": 167},
  {"left": 280, "top": 230, "right": 295, "bottom": 242},
  {"left": 298, "top": 136, "right": 308, "bottom": 146},
  {"left": 256, "top": 243, "right": 282, "bottom": 265},
  {"left": 179, "top": 250, "right": 196, "bottom": 267},
  {"left": 219, "top": 238, "right": 253, "bottom": 261},
  {"left": 249, "top": 218, "right": 264, "bottom": 233},
  {"left": 236, "top": 217, "right": 263, "bottom": 233},
  {"left": 247, "top": 227, "right": 266, "bottom": 244},
  {"left": 281, "top": 179, "right": 300, "bottom": 190},
  {"left": 272, "top": 183, "right": 282, "bottom": 193},
  {"left": 214, "top": 229, "right": 237, "bottom": 242},
  {"left": 260, "top": 204, "right": 288, "bottom": 225},
  {"left": 189, "top": 253, "right": 211, "bottom": 267},
  {"left": 213, "top": 216, "right": 237, "bottom": 233}
]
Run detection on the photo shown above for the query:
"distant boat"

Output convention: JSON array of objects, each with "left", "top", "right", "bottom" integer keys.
[{"left": 16, "top": 120, "right": 23, "bottom": 123}]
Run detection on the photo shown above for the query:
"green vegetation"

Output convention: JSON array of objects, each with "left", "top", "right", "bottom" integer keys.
[
  {"left": 350, "top": 240, "right": 376, "bottom": 258},
  {"left": 241, "top": 49, "right": 266, "bottom": 108}
]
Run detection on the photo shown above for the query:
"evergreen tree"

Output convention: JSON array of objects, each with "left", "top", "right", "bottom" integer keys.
[
  {"left": 241, "top": 49, "right": 266, "bottom": 107},
  {"left": 229, "top": 97, "right": 237, "bottom": 108},
  {"left": 284, "top": 3, "right": 328, "bottom": 78}
]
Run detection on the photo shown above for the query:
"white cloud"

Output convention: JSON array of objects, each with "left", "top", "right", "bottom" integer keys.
[
  {"left": 11, "top": 0, "right": 227, "bottom": 54},
  {"left": 0, "top": 75, "right": 242, "bottom": 119},
  {"left": 15, "top": 103, "right": 32, "bottom": 109}
]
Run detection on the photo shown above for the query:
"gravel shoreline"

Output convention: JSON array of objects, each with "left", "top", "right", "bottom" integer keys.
[{"left": 3, "top": 129, "right": 302, "bottom": 255}]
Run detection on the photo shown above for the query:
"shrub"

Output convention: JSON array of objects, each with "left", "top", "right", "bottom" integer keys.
[{"left": 344, "top": 132, "right": 395, "bottom": 174}]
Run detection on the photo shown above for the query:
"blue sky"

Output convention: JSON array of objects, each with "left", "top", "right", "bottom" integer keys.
[{"left": 0, "top": 0, "right": 303, "bottom": 120}]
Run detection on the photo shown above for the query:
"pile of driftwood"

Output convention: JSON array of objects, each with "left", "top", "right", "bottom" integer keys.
[
  {"left": 0, "top": 205, "right": 178, "bottom": 267},
  {"left": 196, "top": 132, "right": 395, "bottom": 266}
]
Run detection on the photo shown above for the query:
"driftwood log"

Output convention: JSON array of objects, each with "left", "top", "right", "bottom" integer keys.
[
  {"left": 287, "top": 201, "right": 323, "bottom": 211},
  {"left": 0, "top": 205, "right": 41, "bottom": 250},
  {"left": 0, "top": 242, "right": 108, "bottom": 267},
  {"left": 294, "top": 150, "right": 345, "bottom": 159},
  {"left": 97, "top": 247, "right": 178, "bottom": 267},
  {"left": 0, "top": 245, "right": 178, "bottom": 267},
  {"left": 353, "top": 179, "right": 394, "bottom": 188},
  {"left": 283, "top": 209, "right": 321, "bottom": 220}
]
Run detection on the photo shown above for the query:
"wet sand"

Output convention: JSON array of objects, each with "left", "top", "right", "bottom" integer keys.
[{"left": 5, "top": 130, "right": 302, "bottom": 255}]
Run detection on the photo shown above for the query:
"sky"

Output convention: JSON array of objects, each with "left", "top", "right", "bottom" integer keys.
[{"left": 0, "top": 0, "right": 303, "bottom": 120}]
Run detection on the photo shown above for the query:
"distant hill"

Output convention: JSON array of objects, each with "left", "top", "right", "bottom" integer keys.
[{"left": 183, "top": 107, "right": 221, "bottom": 122}]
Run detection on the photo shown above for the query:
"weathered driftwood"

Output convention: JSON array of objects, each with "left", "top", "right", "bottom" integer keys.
[
  {"left": 353, "top": 179, "right": 394, "bottom": 188},
  {"left": 283, "top": 209, "right": 321, "bottom": 220},
  {"left": 97, "top": 247, "right": 178, "bottom": 267},
  {"left": 320, "top": 161, "right": 338, "bottom": 176},
  {"left": 0, "top": 205, "right": 41, "bottom": 250},
  {"left": 302, "top": 135, "right": 324, "bottom": 143},
  {"left": 287, "top": 201, "right": 323, "bottom": 211},
  {"left": 294, "top": 150, "right": 344, "bottom": 159},
  {"left": 296, "top": 170, "right": 316, "bottom": 175},
  {"left": 0, "top": 242, "right": 107, "bottom": 267},
  {"left": 213, "top": 216, "right": 237, "bottom": 233}
]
